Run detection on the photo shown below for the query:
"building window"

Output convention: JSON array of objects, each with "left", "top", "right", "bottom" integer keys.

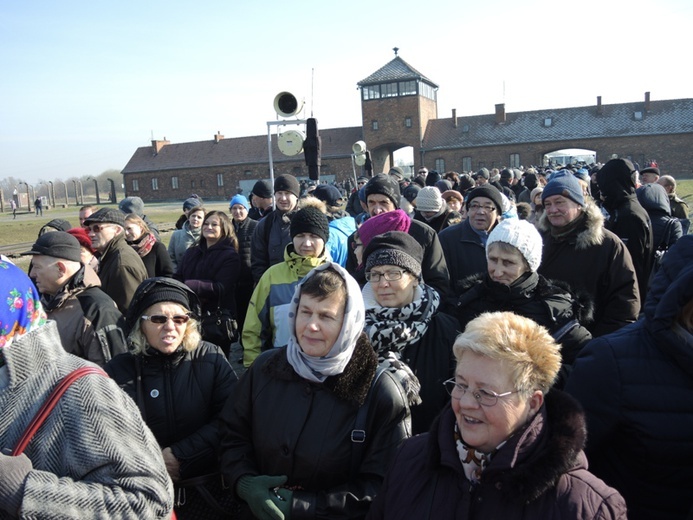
[
  {"left": 398, "top": 80, "right": 416, "bottom": 96},
  {"left": 151, "top": 178, "right": 158, "bottom": 191},
  {"left": 171, "top": 176, "right": 179, "bottom": 189},
  {"left": 435, "top": 158, "right": 445, "bottom": 172},
  {"left": 372, "top": 120, "right": 379, "bottom": 131},
  {"left": 405, "top": 117, "right": 412, "bottom": 128},
  {"left": 462, "top": 157, "right": 472, "bottom": 172},
  {"left": 543, "top": 117, "right": 553, "bottom": 127},
  {"left": 132, "top": 179, "right": 139, "bottom": 192},
  {"left": 381, "top": 82, "right": 398, "bottom": 98},
  {"left": 509, "top": 154, "right": 520, "bottom": 168},
  {"left": 462, "top": 124, "right": 470, "bottom": 133},
  {"left": 362, "top": 85, "right": 380, "bottom": 100},
  {"left": 217, "top": 173, "right": 224, "bottom": 187},
  {"left": 634, "top": 111, "right": 643, "bottom": 120},
  {"left": 191, "top": 180, "right": 195, "bottom": 188},
  {"left": 420, "top": 82, "right": 436, "bottom": 101},
  {"left": 244, "top": 170, "right": 252, "bottom": 176}
]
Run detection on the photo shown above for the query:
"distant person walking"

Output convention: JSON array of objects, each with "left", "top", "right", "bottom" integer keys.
[
  {"left": 11, "top": 199, "right": 17, "bottom": 219},
  {"left": 34, "top": 197, "right": 43, "bottom": 216}
]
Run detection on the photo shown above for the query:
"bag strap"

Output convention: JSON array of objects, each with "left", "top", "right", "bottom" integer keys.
[
  {"left": 349, "top": 364, "right": 387, "bottom": 479},
  {"left": 12, "top": 366, "right": 108, "bottom": 456}
]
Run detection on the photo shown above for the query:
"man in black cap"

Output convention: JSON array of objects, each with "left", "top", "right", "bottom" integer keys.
[
  {"left": 639, "top": 167, "right": 660, "bottom": 185},
  {"left": 84, "top": 208, "right": 148, "bottom": 314},
  {"left": 473, "top": 168, "right": 490, "bottom": 186},
  {"left": 248, "top": 179, "right": 274, "bottom": 221},
  {"left": 251, "top": 174, "right": 301, "bottom": 282},
  {"left": 438, "top": 185, "right": 504, "bottom": 301},
  {"left": 346, "top": 173, "right": 450, "bottom": 299},
  {"left": 22, "top": 232, "right": 127, "bottom": 366}
]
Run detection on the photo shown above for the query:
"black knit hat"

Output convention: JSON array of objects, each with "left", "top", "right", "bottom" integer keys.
[
  {"left": 124, "top": 277, "right": 201, "bottom": 335},
  {"left": 251, "top": 180, "right": 273, "bottom": 199},
  {"left": 290, "top": 206, "right": 330, "bottom": 242},
  {"left": 364, "top": 231, "right": 423, "bottom": 278},
  {"left": 466, "top": 185, "right": 504, "bottom": 214},
  {"left": 364, "top": 173, "right": 401, "bottom": 209},
  {"left": 274, "top": 174, "right": 301, "bottom": 198}
]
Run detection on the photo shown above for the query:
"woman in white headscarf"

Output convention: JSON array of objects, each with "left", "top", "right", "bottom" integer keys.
[{"left": 220, "top": 262, "right": 411, "bottom": 520}]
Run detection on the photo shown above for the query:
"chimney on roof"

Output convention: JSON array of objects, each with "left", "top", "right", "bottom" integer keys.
[
  {"left": 644, "top": 92, "right": 651, "bottom": 112},
  {"left": 596, "top": 96, "right": 603, "bottom": 115},
  {"left": 214, "top": 130, "right": 224, "bottom": 143},
  {"left": 151, "top": 137, "right": 170, "bottom": 154},
  {"left": 495, "top": 103, "right": 506, "bottom": 124},
  {"left": 452, "top": 108, "right": 458, "bottom": 128}
]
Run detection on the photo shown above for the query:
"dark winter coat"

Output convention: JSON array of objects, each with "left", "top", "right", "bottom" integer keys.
[
  {"left": 597, "top": 167, "right": 654, "bottom": 301},
  {"left": 41, "top": 264, "right": 127, "bottom": 367},
  {"left": 106, "top": 342, "right": 237, "bottom": 480},
  {"left": 176, "top": 237, "right": 241, "bottom": 316},
  {"left": 413, "top": 208, "right": 462, "bottom": 233},
  {"left": 250, "top": 208, "right": 293, "bottom": 282},
  {"left": 565, "top": 235, "right": 693, "bottom": 520},
  {"left": 456, "top": 271, "right": 592, "bottom": 386},
  {"left": 636, "top": 182, "right": 683, "bottom": 252},
  {"left": 136, "top": 238, "right": 174, "bottom": 278},
  {"left": 220, "top": 336, "right": 411, "bottom": 520},
  {"left": 439, "top": 219, "right": 491, "bottom": 301},
  {"left": 97, "top": 232, "right": 148, "bottom": 314},
  {"left": 536, "top": 202, "right": 640, "bottom": 337},
  {"left": 367, "top": 392, "right": 627, "bottom": 520},
  {"left": 234, "top": 216, "right": 258, "bottom": 329}
]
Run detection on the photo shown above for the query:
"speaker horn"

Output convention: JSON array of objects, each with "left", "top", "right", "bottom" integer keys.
[
  {"left": 352, "top": 140, "right": 367, "bottom": 154},
  {"left": 354, "top": 153, "right": 367, "bottom": 166},
  {"left": 274, "top": 92, "right": 304, "bottom": 118}
]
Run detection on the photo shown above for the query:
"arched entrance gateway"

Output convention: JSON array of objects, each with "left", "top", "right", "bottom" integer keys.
[{"left": 544, "top": 148, "right": 596, "bottom": 168}]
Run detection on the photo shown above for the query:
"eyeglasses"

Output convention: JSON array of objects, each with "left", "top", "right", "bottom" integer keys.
[
  {"left": 87, "top": 223, "right": 113, "bottom": 233},
  {"left": 468, "top": 202, "right": 497, "bottom": 213},
  {"left": 365, "top": 269, "right": 406, "bottom": 282},
  {"left": 141, "top": 314, "right": 190, "bottom": 325},
  {"left": 352, "top": 241, "right": 363, "bottom": 251},
  {"left": 443, "top": 379, "right": 519, "bottom": 407}
]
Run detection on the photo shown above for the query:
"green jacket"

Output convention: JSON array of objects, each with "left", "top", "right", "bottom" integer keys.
[{"left": 242, "top": 244, "right": 327, "bottom": 367}]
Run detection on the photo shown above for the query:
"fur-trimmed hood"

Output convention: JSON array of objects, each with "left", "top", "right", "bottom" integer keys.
[
  {"left": 430, "top": 390, "right": 588, "bottom": 504},
  {"left": 261, "top": 333, "right": 378, "bottom": 406},
  {"left": 537, "top": 200, "right": 605, "bottom": 250}
]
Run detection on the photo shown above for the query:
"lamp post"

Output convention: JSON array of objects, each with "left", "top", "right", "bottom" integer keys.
[
  {"left": 19, "top": 182, "right": 31, "bottom": 212},
  {"left": 88, "top": 177, "right": 101, "bottom": 204},
  {"left": 71, "top": 180, "right": 79, "bottom": 205},
  {"left": 107, "top": 178, "right": 117, "bottom": 203}
]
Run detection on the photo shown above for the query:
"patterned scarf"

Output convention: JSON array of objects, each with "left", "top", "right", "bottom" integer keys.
[
  {"left": 363, "top": 283, "right": 439, "bottom": 356},
  {"left": 0, "top": 260, "right": 47, "bottom": 366},
  {"left": 454, "top": 423, "right": 492, "bottom": 484},
  {"left": 129, "top": 232, "right": 157, "bottom": 258}
]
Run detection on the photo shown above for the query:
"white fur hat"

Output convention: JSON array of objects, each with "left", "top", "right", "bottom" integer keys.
[
  {"left": 486, "top": 219, "right": 543, "bottom": 272},
  {"left": 414, "top": 186, "right": 443, "bottom": 212}
]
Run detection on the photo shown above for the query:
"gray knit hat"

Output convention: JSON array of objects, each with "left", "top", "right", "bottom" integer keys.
[
  {"left": 415, "top": 187, "right": 444, "bottom": 212},
  {"left": 364, "top": 231, "right": 423, "bottom": 278}
]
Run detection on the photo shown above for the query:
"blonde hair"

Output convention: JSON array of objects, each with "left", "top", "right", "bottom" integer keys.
[
  {"left": 128, "top": 316, "right": 202, "bottom": 355},
  {"left": 124, "top": 214, "right": 150, "bottom": 234},
  {"left": 453, "top": 311, "right": 561, "bottom": 394}
]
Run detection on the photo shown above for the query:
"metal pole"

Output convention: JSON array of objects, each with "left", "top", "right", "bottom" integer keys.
[
  {"left": 72, "top": 181, "right": 79, "bottom": 205},
  {"left": 267, "top": 122, "right": 275, "bottom": 205},
  {"left": 92, "top": 178, "right": 101, "bottom": 204}
]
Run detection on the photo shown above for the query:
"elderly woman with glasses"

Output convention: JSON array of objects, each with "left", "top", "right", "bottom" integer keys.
[
  {"left": 362, "top": 231, "right": 459, "bottom": 434},
  {"left": 367, "top": 311, "right": 626, "bottom": 520},
  {"left": 105, "top": 277, "right": 238, "bottom": 519}
]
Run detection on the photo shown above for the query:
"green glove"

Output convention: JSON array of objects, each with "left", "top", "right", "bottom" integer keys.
[
  {"left": 237, "top": 474, "right": 288, "bottom": 520},
  {"left": 271, "top": 487, "right": 293, "bottom": 520}
]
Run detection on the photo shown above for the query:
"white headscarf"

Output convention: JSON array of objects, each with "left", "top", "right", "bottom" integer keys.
[{"left": 285, "top": 262, "right": 365, "bottom": 383}]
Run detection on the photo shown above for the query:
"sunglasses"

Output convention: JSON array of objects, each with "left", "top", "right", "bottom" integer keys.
[
  {"left": 87, "top": 223, "right": 113, "bottom": 233},
  {"left": 141, "top": 314, "right": 190, "bottom": 325}
]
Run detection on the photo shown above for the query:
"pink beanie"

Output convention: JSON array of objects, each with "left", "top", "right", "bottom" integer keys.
[{"left": 358, "top": 209, "right": 411, "bottom": 249}]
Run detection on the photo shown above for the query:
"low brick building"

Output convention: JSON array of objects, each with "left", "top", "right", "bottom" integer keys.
[{"left": 122, "top": 55, "right": 693, "bottom": 202}]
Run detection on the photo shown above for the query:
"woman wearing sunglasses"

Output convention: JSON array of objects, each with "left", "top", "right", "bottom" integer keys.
[
  {"left": 368, "top": 311, "right": 626, "bottom": 520},
  {"left": 105, "top": 277, "right": 238, "bottom": 519},
  {"left": 362, "top": 231, "right": 459, "bottom": 434}
]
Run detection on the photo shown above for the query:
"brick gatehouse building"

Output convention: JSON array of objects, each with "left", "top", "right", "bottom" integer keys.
[{"left": 122, "top": 54, "right": 693, "bottom": 202}]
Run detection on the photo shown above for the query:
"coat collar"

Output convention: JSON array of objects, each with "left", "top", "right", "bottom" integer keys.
[
  {"left": 263, "top": 333, "right": 378, "bottom": 407},
  {"left": 537, "top": 201, "right": 605, "bottom": 250}
]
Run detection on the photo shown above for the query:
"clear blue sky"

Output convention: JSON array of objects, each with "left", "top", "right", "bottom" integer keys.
[{"left": 1, "top": 0, "right": 691, "bottom": 184}]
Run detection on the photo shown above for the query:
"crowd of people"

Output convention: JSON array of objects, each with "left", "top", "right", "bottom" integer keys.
[{"left": 1, "top": 160, "right": 691, "bottom": 519}]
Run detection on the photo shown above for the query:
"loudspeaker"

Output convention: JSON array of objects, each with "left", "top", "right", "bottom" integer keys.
[
  {"left": 273, "top": 92, "right": 304, "bottom": 118},
  {"left": 277, "top": 130, "right": 304, "bottom": 156},
  {"left": 352, "top": 141, "right": 367, "bottom": 154}
]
